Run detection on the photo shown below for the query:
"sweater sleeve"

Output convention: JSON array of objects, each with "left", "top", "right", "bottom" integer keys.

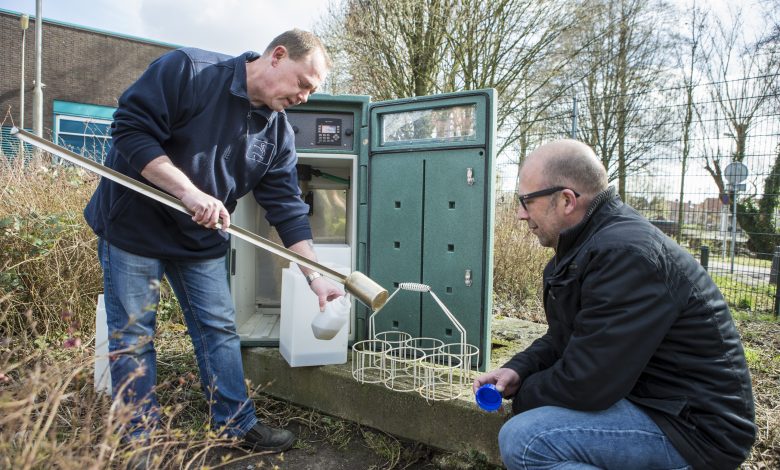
[
  {"left": 110, "top": 50, "right": 195, "bottom": 173},
  {"left": 514, "top": 247, "right": 682, "bottom": 413},
  {"left": 502, "top": 330, "right": 561, "bottom": 383},
  {"left": 253, "top": 124, "right": 312, "bottom": 247}
]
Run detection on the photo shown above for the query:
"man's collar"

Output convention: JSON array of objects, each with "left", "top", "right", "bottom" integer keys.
[
  {"left": 230, "top": 51, "right": 277, "bottom": 123},
  {"left": 555, "top": 186, "right": 618, "bottom": 257},
  {"left": 230, "top": 51, "right": 258, "bottom": 99}
]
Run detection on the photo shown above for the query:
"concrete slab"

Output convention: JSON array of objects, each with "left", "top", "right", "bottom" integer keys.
[
  {"left": 241, "top": 318, "right": 547, "bottom": 467},
  {"left": 242, "top": 348, "right": 510, "bottom": 465}
]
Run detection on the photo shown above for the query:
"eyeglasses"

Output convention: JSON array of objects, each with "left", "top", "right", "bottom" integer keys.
[{"left": 516, "top": 186, "right": 580, "bottom": 211}]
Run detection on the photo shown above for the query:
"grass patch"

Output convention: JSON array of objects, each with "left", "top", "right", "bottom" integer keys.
[{"left": 710, "top": 274, "right": 775, "bottom": 313}]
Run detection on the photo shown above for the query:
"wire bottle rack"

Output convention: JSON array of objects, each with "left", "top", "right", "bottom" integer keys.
[{"left": 351, "top": 282, "right": 479, "bottom": 401}]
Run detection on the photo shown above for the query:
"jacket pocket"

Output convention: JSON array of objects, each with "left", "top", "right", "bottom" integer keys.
[
  {"left": 108, "top": 189, "right": 133, "bottom": 221},
  {"left": 546, "top": 276, "right": 580, "bottom": 328},
  {"left": 630, "top": 395, "right": 692, "bottom": 423}
]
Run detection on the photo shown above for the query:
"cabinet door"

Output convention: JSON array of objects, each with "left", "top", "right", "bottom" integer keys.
[
  {"left": 421, "top": 149, "right": 487, "bottom": 352},
  {"left": 364, "top": 90, "right": 495, "bottom": 370},
  {"left": 368, "top": 153, "right": 424, "bottom": 337}
]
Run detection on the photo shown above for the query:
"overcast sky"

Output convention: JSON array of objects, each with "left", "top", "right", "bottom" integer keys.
[{"left": 0, "top": 0, "right": 331, "bottom": 56}]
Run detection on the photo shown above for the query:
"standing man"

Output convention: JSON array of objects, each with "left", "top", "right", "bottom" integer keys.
[
  {"left": 85, "top": 29, "right": 341, "bottom": 452},
  {"left": 474, "top": 140, "right": 756, "bottom": 469}
]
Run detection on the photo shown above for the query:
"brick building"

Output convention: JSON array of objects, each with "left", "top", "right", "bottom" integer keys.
[{"left": 0, "top": 8, "right": 176, "bottom": 160}]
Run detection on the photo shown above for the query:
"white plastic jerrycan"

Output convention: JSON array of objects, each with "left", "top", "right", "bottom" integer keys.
[{"left": 311, "top": 294, "right": 351, "bottom": 340}]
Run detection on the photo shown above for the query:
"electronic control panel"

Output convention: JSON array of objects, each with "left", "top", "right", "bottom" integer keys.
[{"left": 287, "top": 111, "right": 355, "bottom": 151}]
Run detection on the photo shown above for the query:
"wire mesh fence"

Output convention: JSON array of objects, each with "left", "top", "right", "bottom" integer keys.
[
  {"left": 3, "top": 76, "right": 780, "bottom": 315},
  {"left": 497, "top": 74, "right": 780, "bottom": 316}
]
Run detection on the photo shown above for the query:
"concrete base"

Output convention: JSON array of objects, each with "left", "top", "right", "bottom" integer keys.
[{"left": 242, "top": 348, "right": 510, "bottom": 465}]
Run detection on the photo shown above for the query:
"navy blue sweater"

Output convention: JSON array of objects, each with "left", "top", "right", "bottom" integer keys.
[{"left": 84, "top": 48, "right": 311, "bottom": 259}]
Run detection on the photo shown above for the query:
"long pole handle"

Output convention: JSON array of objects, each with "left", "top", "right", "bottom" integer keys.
[{"left": 10, "top": 127, "right": 348, "bottom": 283}]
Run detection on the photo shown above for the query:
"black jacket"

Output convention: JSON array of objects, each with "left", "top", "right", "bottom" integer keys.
[{"left": 503, "top": 188, "right": 756, "bottom": 470}]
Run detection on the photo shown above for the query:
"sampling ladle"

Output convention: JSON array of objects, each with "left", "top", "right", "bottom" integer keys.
[{"left": 11, "top": 127, "right": 388, "bottom": 310}]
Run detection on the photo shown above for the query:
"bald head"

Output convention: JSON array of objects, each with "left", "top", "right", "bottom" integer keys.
[{"left": 523, "top": 139, "right": 608, "bottom": 197}]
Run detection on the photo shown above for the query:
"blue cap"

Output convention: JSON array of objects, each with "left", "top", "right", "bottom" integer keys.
[{"left": 475, "top": 384, "right": 502, "bottom": 412}]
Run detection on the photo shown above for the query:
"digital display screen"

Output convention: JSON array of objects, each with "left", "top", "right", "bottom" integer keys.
[{"left": 314, "top": 117, "right": 343, "bottom": 146}]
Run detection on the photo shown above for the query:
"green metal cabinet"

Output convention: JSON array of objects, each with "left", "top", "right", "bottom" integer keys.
[
  {"left": 359, "top": 90, "right": 496, "bottom": 370},
  {"left": 234, "top": 90, "right": 495, "bottom": 370}
]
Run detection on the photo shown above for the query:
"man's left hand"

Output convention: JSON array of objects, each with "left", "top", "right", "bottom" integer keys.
[{"left": 309, "top": 277, "right": 344, "bottom": 311}]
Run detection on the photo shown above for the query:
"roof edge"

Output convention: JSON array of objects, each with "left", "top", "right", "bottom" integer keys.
[{"left": 0, "top": 7, "right": 181, "bottom": 49}]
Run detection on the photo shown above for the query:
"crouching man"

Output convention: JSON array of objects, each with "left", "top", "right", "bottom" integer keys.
[{"left": 474, "top": 139, "right": 756, "bottom": 470}]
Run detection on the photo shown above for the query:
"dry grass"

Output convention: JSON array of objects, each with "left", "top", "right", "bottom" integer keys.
[
  {"left": 1, "top": 150, "right": 777, "bottom": 468},
  {"left": 735, "top": 316, "right": 780, "bottom": 469},
  {"left": 0, "top": 294, "right": 246, "bottom": 469},
  {"left": 0, "top": 154, "right": 102, "bottom": 339},
  {"left": 491, "top": 203, "right": 550, "bottom": 323}
]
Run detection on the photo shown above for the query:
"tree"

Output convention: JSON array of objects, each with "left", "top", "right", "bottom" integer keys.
[
  {"left": 673, "top": 2, "right": 709, "bottom": 243},
  {"left": 565, "top": 0, "right": 676, "bottom": 198},
  {"left": 316, "top": 0, "right": 581, "bottom": 162},
  {"left": 317, "top": 0, "right": 454, "bottom": 99},
  {"left": 737, "top": 145, "right": 780, "bottom": 257},
  {"left": 697, "top": 5, "right": 780, "bottom": 255},
  {"left": 700, "top": 6, "right": 777, "bottom": 195}
]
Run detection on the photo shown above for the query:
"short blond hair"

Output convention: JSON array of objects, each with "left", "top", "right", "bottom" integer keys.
[{"left": 264, "top": 29, "right": 332, "bottom": 69}]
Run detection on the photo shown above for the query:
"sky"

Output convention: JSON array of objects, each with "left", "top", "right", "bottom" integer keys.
[
  {"left": 0, "top": 0, "right": 332, "bottom": 56},
  {"left": 1, "top": 0, "right": 772, "bottom": 199}
]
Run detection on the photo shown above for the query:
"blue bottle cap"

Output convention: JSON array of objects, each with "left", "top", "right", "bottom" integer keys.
[{"left": 475, "top": 383, "right": 502, "bottom": 412}]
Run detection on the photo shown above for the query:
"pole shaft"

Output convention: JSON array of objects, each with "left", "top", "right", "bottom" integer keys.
[
  {"left": 19, "top": 28, "right": 26, "bottom": 156},
  {"left": 10, "top": 127, "right": 347, "bottom": 284},
  {"left": 730, "top": 189, "right": 737, "bottom": 273},
  {"left": 33, "top": 0, "right": 43, "bottom": 137}
]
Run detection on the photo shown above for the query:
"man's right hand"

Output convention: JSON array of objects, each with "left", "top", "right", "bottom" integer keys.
[
  {"left": 140, "top": 155, "right": 230, "bottom": 230},
  {"left": 472, "top": 367, "right": 521, "bottom": 397},
  {"left": 181, "top": 189, "right": 230, "bottom": 229}
]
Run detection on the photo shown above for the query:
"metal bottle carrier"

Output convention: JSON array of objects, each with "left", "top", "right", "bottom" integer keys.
[{"left": 351, "top": 282, "right": 479, "bottom": 401}]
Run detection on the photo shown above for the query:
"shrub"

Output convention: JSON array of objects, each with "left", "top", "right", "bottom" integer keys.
[
  {"left": 0, "top": 156, "right": 103, "bottom": 340},
  {"left": 492, "top": 203, "right": 550, "bottom": 323}
]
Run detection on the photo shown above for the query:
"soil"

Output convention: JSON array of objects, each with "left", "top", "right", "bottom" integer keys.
[{"left": 204, "top": 421, "right": 441, "bottom": 470}]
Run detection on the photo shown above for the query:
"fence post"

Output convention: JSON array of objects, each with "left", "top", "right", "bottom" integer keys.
[
  {"left": 700, "top": 245, "right": 709, "bottom": 271},
  {"left": 770, "top": 246, "right": 780, "bottom": 285},
  {"left": 775, "top": 281, "right": 780, "bottom": 319},
  {"left": 771, "top": 246, "right": 780, "bottom": 318}
]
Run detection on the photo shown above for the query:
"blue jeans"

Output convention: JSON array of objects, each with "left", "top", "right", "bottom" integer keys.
[
  {"left": 498, "top": 399, "right": 691, "bottom": 470},
  {"left": 98, "top": 239, "right": 256, "bottom": 439}
]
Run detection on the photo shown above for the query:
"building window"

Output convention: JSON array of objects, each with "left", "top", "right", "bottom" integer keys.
[
  {"left": 55, "top": 116, "right": 112, "bottom": 163},
  {"left": 53, "top": 100, "right": 115, "bottom": 163}
]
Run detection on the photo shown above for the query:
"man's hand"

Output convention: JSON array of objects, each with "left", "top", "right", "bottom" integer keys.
[
  {"left": 180, "top": 189, "right": 231, "bottom": 229},
  {"left": 473, "top": 367, "right": 521, "bottom": 397},
  {"left": 140, "top": 155, "right": 230, "bottom": 230},
  {"left": 286, "top": 239, "right": 343, "bottom": 311},
  {"left": 309, "top": 276, "right": 344, "bottom": 311}
]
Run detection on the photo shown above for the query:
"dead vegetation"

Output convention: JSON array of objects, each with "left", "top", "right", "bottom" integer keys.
[{"left": 1, "top": 151, "right": 777, "bottom": 468}]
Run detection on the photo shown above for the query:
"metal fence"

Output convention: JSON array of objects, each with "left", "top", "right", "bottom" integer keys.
[{"left": 496, "top": 74, "right": 780, "bottom": 316}]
